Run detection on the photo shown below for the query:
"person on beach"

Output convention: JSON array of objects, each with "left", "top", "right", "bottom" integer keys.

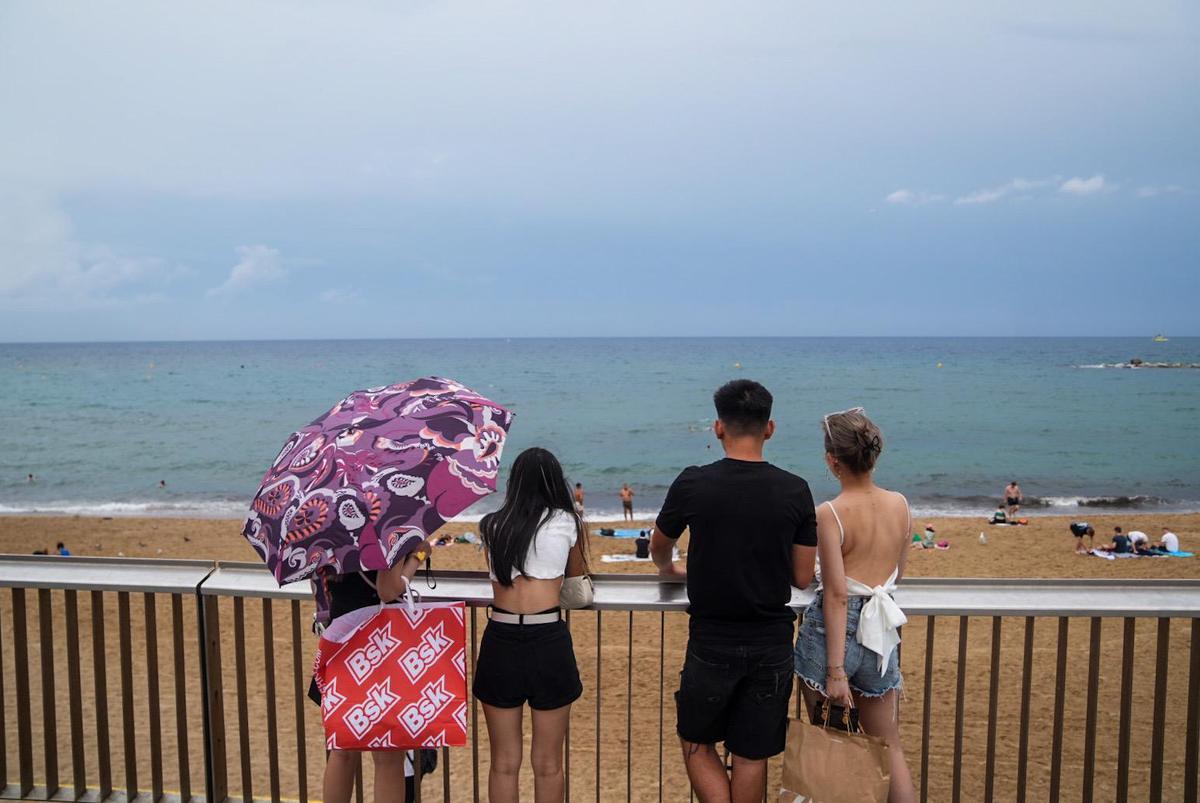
[
  {"left": 56, "top": 541, "right": 70, "bottom": 556},
  {"left": 1159, "top": 527, "right": 1180, "bottom": 552},
  {"left": 620, "top": 483, "right": 635, "bottom": 521},
  {"left": 1096, "top": 526, "right": 1133, "bottom": 554},
  {"left": 310, "top": 553, "right": 429, "bottom": 803},
  {"left": 475, "top": 447, "right": 590, "bottom": 803},
  {"left": 1070, "top": 522, "right": 1095, "bottom": 555},
  {"left": 635, "top": 530, "right": 651, "bottom": 559},
  {"left": 990, "top": 505, "right": 1008, "bottom": 525},
  {"left": 1004, "top": 480, "right": 1023, "bottom": 519},
  {"left": 794, "top": 407, "right": 915, "bottom": 802},
  {"left": 574, "top": 482, "right": 585, "bottom": 517},
  {"left": 651, "top": 379, "right": 817, "bottom": 803}
]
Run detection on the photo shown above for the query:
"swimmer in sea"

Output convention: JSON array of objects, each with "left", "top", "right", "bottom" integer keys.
[{"left": 574, "top": 482, "right": 585, "bottom": 516}]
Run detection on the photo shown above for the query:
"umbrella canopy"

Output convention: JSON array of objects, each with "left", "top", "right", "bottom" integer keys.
[{"left": 242, "top": 376, "right": 514, "bottom": 586}]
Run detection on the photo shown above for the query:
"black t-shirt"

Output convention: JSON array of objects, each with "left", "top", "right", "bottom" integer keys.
[{"left": 656, "top": 458, "right": 817, "bottom": 644}]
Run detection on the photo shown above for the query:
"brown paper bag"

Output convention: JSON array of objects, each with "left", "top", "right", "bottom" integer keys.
[{"left": 779, "top": 702, "right": 891, "bottom": 802}]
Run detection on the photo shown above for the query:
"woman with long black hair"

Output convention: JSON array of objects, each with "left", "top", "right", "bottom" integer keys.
[{"left": 474, "top": 447, "right": 592, "bottom": 803}]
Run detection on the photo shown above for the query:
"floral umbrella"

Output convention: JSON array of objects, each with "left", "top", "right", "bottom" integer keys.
[{"left": 242, "top": 377, "right": 513, "bottom": 601}]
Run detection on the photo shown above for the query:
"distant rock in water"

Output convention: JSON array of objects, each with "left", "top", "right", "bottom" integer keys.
[{"left": 1081, "top": 358, "right": 1200, "bottom": 369}]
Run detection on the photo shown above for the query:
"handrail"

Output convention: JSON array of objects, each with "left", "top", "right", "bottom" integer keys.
[
  {"left": 0, "top": 556, "right": 1197, "bottom": 616},
  {"left": 0, "top": 554, "right": 1197, "bottom": 803},
  {"left": 0, "top": 555, "right": 216, "bottom": 594},
  {"left": 194, "top": 560, "right": 1200, "bottom": 617}
]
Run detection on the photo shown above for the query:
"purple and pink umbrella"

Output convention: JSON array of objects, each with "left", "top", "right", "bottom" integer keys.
[{"left": 242, "top": 377, "right": 513, "bottom": 609}]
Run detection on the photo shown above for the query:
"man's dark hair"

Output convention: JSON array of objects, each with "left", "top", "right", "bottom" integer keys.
[
  {"left": 56, "top": 542, "right": 64, "bottom": 549},
  {"left": 575, "top": 482, "right": 582, "bottom": 488},
  {"left": 713, "top": 379, "right": 773, "bottom": 436}
]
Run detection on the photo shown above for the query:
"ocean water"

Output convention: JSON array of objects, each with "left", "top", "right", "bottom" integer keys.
[{"left": 1, "top": 338, "right": 1198, "bottom": 520}]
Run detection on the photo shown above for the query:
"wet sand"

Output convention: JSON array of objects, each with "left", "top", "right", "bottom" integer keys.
[{"left": 1, "top": 512, "right": 1196, "bottom": 801}]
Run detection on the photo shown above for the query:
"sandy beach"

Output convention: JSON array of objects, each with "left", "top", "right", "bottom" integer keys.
[
  {"left": 1, "top": 512, "right": 1196, "bottom": 801},
  {"left": 4, "top": 512, "right": 1197, "bottom": 579}
]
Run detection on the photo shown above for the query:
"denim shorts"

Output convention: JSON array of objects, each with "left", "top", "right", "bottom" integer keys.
[{"left": 794, "top": 593, "right": 902, "bottom": 698}]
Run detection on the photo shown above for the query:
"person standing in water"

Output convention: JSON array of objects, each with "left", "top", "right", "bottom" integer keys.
[
  {"left": 1004, "top": 480, "right": 1023, "bottom": 520},
  {"left": 574, "top": 482, "right": 585, "bottom": 517},
  {"left": 619, "top": 483, "right": 635, "bottom": 521},
  {"left": 794, "top": 407, "right": 915, "bottom": 802}
]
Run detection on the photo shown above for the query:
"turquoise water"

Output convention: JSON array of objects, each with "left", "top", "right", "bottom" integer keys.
[{"left": 1, "top": 338, "right": 1197, "bottom": 519}]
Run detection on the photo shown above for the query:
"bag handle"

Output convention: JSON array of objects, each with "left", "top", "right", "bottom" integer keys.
[
  {"left": 813, "top": 698, "right": 863, "bottom": 734},
  {"left": 361, "top": 571, "right": 420, "bottom": 616}
]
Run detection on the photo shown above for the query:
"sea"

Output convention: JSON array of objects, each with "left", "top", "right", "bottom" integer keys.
[{"left": 1, "top": 338, "right": 1198, "bottom": 521}]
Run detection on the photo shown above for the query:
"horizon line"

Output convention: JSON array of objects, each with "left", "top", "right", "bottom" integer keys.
[{"left": 1, "top": 334, "right": 1196, "bottom": 347}]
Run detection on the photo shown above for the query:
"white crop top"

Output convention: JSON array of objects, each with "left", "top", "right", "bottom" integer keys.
[{"left": 486, "top": 509, "right": 578, "bottom": 581}]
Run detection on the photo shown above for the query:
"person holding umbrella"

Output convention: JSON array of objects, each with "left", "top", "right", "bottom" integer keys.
[
  {"left": 242, "top": 377, "right": 515, "bottom": 803},
  {"left": 317, "top": 552, "right": 429, "bottom": 802}
]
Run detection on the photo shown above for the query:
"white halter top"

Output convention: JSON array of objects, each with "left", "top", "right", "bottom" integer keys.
[{"left": 822, "top": 500, "right": 908, "bottom": 676}]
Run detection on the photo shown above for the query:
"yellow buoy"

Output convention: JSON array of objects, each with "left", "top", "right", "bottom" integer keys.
[{"left": 936, "top": 362, "right": 943, "bottom": 368}]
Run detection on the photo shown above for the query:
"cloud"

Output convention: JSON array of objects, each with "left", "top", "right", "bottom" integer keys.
[
  {"left": 954, "top": 176, "right": 1056, "bottom": 205},
  {"left": 1058, "top": 174, "right": 1111, "bottom": 195},
  {"left": 320, "top": 288, "right": 361, "bottom": 304},
  {"left": 207, "top": 245, "right": 285, "bottom": 296},
  {"left": 885, "top": 189, "right": 944, "bottom": 205},
  {"left": 1136, "top": 184, "right": 1183, "bottom": 198},
  {"left": 0, "top": 187, "right": 183, "bottom": 309}
]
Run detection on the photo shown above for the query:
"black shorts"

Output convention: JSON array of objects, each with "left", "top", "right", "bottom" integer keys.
[
  {"left": 622, "top": 500, "right": 633, "bottom": 511},
  {"left": 1006, "top": 497, "right": 1020, "bottom": 506},
  {"left": 472, "top": 618, "right": 583, "bottom": 710},
  {"left": 674, "top": 637, "right": 793, "bottom": 760}
]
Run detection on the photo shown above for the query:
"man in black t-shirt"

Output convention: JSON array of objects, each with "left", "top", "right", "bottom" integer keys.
[{"left": 651, "top": 379, "right": 817, "bottom": 802}]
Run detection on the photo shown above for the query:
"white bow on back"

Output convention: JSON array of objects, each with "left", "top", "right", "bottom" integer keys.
[{"left": 845, "top": 568, "right": 906, "bottom": 676}]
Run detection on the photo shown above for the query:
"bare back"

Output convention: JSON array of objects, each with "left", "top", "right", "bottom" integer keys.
[{"left": 821, "top": 488, "right": 910, "bottom": 588}]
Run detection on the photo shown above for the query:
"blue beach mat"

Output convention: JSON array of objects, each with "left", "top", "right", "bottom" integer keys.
[{"left": 596, "top": 528, "right": 645, "bottom": 538}]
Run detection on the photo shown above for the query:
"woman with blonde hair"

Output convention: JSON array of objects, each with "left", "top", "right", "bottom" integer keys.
[{"left": 794, "top": 407, "right": 915, "bottom": 802}]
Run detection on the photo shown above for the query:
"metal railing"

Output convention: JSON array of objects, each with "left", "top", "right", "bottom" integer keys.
[{"left": 1, "top": 555, "right": 1199, "bottom": 802}]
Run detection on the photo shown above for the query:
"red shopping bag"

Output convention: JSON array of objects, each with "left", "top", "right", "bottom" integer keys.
[{"left": 314, "top": 601, "right": 467, "bottom": 750}]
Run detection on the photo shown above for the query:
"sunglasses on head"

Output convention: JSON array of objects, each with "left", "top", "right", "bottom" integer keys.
[{"left": 823, "top": 406, "right": 865, "bottom": 439}]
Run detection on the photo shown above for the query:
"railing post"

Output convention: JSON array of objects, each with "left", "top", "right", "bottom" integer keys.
[
  {"left": 11, "top": 588, "right": 33, "bottom": 798},
  {"left": 199, "top": 591, "right": 228, "bottom": 803}
]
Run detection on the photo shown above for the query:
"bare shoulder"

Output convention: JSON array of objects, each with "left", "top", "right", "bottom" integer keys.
[{"left": 881, "top": 489, "right": 911, "bottom": 518}]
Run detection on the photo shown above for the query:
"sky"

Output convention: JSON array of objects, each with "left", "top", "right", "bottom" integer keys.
[{"left": 1, "top": 1, "right": 1197, "bottom": 341}]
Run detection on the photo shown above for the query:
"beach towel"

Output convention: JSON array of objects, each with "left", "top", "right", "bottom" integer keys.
[{"left": 597, "top": 528, "right": 643, "bottom": 539}]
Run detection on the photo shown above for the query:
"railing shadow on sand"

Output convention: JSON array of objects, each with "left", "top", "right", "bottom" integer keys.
[{"left": 0, "top": 555, "right": 1198, "bottom": 803}]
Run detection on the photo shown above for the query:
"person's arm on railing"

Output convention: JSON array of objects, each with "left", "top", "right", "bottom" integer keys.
[
  {"left": 652, "top": 468, "right": 692, "bottom": 579},
  {"left": 651, "top": 526, "right": 685, "bottom": 578},
  {"left": 792, "top": 486, "right": 819, "bottom": 587}
]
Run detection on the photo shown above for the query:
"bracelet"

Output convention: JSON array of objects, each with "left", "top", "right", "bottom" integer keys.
[{"left": 826, "top": 671, "right": 848, "bottom": 682}]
